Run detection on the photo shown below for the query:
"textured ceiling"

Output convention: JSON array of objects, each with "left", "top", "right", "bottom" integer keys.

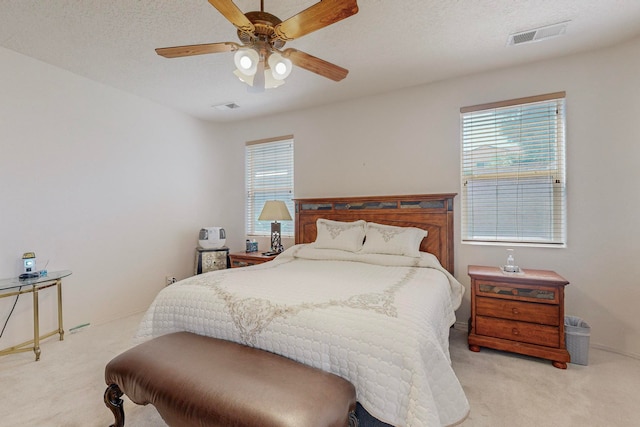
[{"left": 1, "top": 0, "right": 640, "bottom": 123}]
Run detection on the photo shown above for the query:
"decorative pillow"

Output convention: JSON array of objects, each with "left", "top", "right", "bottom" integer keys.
[
  {"left": 361, "top": 222, "right": 427, "bottom": 257},
  {"left": 314, "top": 219, "right": 366, "bottom": 252}
]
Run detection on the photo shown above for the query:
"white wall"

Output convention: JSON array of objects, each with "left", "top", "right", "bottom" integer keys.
[
  {"left": 0, "top": 47, "right": 233, "bottom": 347},
  {"left": 221, "top": 36, "right": 640, "bottom": 358}
]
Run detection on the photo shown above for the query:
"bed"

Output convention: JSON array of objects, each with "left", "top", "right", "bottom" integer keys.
[{"left": 136, "top": 194, "right": 470, "bottom": 427}]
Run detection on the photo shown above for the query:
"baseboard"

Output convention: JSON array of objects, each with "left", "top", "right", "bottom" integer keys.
[
  {"left": 91, "top": 308, "right": 148, "bottom": 329},
  {"left": 453, "top": 321, "right": 468, "bottom": 332},
  {"left": 590, "top": 343, "right": 640, "bottom": 361}
]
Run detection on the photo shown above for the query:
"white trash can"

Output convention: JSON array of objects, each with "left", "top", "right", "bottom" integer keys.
[{"left": 565, "top": 316, "right": 591, "bottom": 365}]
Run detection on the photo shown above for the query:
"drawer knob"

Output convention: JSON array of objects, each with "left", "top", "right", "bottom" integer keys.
[
  {"left": 512, "top": 328, "right": 520, "bottom": 336},
  {"left": 511, "top": 307, "right": 520, "bottom": 315}
]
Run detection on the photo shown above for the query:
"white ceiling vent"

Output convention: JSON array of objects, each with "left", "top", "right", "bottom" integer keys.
[
  {"left": 212, "top": 102, "right": 240, "bottom": 110},
  {"left": 508, "top": 21, "right": 570, "bottom": 46}
]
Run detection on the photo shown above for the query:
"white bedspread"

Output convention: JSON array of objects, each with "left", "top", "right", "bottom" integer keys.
[{"left": 136, "top": 244, "right": 469, "bottom": 426}]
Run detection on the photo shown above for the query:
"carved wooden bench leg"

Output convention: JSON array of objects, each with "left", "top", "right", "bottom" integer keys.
[{"left": 104, "top": 383, "right": 125, "bottom": 427}]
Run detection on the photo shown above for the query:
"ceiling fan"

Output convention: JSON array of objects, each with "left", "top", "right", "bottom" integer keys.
[{"left": 155, "top": 0, "right": 359, "bottom": 92}]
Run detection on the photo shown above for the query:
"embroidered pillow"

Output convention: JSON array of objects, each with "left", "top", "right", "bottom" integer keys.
[
  {"left": 314, "top": 219, "right": 366, "bottom": 252},
  {"left": 361, "top": 222, "right": 427, "bottom": 257}
]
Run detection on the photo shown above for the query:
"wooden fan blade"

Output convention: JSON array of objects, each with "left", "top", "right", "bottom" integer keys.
[
  {"left": 281, "top": 48, "right": 348, "bottom": 82},
  {"left": 208, "top": 0, "right": 255, "bottom": 33},
  {"left": 155, "top": 42, "right": 240, "bottom": 58},
  {"left": 274, "top": 0, "right": 358, "bottom": 41}
]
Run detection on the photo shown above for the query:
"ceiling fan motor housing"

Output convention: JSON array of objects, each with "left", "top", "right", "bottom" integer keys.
[{"left": 238, "top": 11, "right": 285, "bottom": 50}]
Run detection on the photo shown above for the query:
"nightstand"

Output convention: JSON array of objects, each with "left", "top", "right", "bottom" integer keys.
[
  {"left": 467, "top": 265, "right": 571, "bottom": 369},
  {"left": 194, "top": 247, "right": 229, "bottom": 275},
  {"left": 229, "top": 252, "right": 276, "bottom": 268}
]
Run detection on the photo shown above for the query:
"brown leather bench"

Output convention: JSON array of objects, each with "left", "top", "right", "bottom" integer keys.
[{"left": 104, "top": 331, "right": 358, "bottom": 427}]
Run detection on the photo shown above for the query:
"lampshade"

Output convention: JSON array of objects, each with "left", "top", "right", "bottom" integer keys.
[
  {"left": 268, "top": 52, "right": 293, "bottom": 81},
  {"left": 233, "top": 48, "right": 259, "bottom": 76},
  {"left": 258, "top": 200, "right": 292, "bottom": 221}
]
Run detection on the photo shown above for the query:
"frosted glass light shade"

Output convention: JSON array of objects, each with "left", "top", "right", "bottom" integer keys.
[
  {"left": 268, "top": 53, "right": 292, "bottom": 80},
  {"left": 233, "top": 48, "right": 259, "bottom": 76}
]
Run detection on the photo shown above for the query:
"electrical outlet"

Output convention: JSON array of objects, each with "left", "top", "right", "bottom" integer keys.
[{"left": 165, "top": 276, "right": 177, "bottom": 286}]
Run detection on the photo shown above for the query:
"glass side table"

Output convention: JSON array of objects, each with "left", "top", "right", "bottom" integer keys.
[{"left": 0, "top": 270, "right": 71, "bottom": 361}]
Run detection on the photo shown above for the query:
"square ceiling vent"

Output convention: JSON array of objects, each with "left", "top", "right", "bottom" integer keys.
[
  {"left": 508, "top": 21, "right": 570, "bottom": 46},
  {"left": 213, "top": 102, "right": 240, "bottom": 110}
]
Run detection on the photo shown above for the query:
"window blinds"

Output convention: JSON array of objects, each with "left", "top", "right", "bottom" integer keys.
[
  {"left": 245, "top": 137, "right": 294, "bottom": 237},
  {"left": 460, "top": 92, "right": 566, "bottom": 245}
]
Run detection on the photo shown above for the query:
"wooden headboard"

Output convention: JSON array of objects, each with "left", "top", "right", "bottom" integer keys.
[{"left": 294, "top": 194, "right": 456, "bottom": 274}]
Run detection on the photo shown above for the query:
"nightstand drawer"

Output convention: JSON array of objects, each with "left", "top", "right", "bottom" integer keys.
[
  {"left": 195, "top": 247, "right": 229, "bottom": 274},
  {"left": 476, "top": 316, "right": 560, "bottom": 347},
  {"left": 228, "top": 253, "right": 276, "bottom": 268},
  {"left": 476, "top": 297, "right": 560, "bottom": 325},
  {"left": 200, "top": 251, "right": 227, "bottom": 272},
  {"left": 231, "top": 259, "right": 256, "bottom": 268},
  {"left": 476, "top": 279, "right": 559, "bottom": 304}
]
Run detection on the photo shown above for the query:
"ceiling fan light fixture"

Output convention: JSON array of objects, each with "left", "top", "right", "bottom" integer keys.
[
  {"left": 268, "top": 52, "right": 292, "bottom": 80},
  {"left": 233, "top": 48, "right": 259, "bottom": 75},
  {"left": 156, "top": 1, "right": 359, "bottom": 89}
]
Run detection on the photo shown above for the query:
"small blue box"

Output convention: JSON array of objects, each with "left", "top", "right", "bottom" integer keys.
[{"left": 246, "top": 241, "right": 258, "bottom": 253}]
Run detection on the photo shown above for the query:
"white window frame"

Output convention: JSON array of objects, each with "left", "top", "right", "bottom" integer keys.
[
  {"left": 460, "top": 92, "right": 566, "bottom": 246},
  {"left": 245, "top": 136, "right": 294, "bottom": 237}
]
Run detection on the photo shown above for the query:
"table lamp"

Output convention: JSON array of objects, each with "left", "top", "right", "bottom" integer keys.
[{"left": 258, "top": 200, "right": 292, "bottom": 253}]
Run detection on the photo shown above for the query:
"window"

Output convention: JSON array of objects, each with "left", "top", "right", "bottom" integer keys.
[
  {"left": 460, "top": 92, "right": 566, "bottom": 246},
  {"left": 245, "top": 136, "right": 294, "bottom": 237}
]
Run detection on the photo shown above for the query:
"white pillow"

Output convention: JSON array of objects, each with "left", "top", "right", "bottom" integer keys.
[
  {"left": 314, "top": 219, "right": 366, "bottom": 252},
  {"left": 361, "top": 222, "right": 427, "bottom": 257}
]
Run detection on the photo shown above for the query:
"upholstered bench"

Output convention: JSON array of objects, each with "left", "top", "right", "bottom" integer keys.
[{"left": 104, "top": 331, "right": 358, "bottom": 427}]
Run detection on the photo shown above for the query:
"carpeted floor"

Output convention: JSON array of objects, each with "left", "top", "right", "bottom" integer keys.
[{"left": 0, "top": 312, "right": 638, "bottom": 427}]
